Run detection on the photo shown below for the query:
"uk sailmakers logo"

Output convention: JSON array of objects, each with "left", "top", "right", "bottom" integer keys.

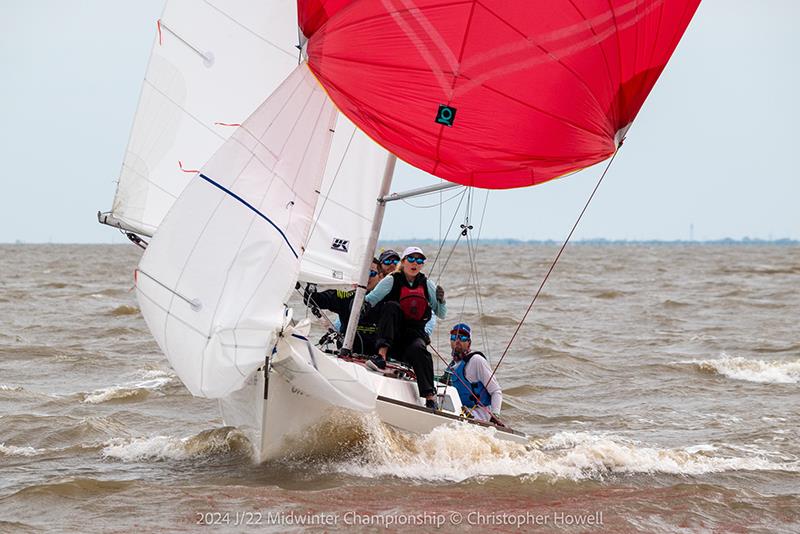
[{"left": 331, "top": 238, "right": 349, "bottom": 253}]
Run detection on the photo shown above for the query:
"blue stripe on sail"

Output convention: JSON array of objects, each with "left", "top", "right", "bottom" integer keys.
[{"left": 199, "top": 173, "right": 298, "bottom": 259}]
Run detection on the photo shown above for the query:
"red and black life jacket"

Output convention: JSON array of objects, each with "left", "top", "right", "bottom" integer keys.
[{"left": 387, "top": 271, "right": 432, "bottom": 326}]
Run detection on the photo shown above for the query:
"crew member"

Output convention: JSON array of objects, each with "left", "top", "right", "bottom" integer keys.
[
  {"left": 376, "top": 249, "right": 401, "bottom": 276},
  {"left": 364, "top": 246, "right": 446, "bottom": 409},
  {"left": 303, "top": 258, "right": 384, "bottom": 355},
  {"left": 446, "top": 322, "right": 503, "bottom": 424}
]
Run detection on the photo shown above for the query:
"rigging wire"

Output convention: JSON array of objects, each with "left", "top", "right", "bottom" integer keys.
[
  {"left": 427, "top": 189, "right": 468, "bottom": 278},
  {"left": 399, "top": 188, "right": 465, "bottom": 209},
  {"left": 456, "top": 190, "right": 476, "bottom": 321},
  {"left": 473, "top": 190, "right": 491, "bottom": 355},
  {"left": 451, "top": 187, "right": 490, "bottom": 359},
  {"left": 430, "top": 188, "right": 474, "bottom": 282},
  {"left": 464, "top": 228, "right": 491, "bottom": 359},
  {"left": 437, "top": 180, "right": 443, "bottom": 357},
  {"left": 430, "top": 187, "right": 490, "bottom": 357},
  {"left": 486, "top": 148, "right": 622, "bottom": 386}
]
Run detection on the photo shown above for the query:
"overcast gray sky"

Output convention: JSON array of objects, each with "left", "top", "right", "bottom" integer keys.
[{"left": 1, "top": 1, "right": 797, "bottom": 243}]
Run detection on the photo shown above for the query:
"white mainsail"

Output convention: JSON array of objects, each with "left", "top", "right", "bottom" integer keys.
[
  {"left": 136, "top": 65, "right": 337, "bottom": 398},
  {"left": 111, "top": 0, "right": 299, "bottom": 237}
]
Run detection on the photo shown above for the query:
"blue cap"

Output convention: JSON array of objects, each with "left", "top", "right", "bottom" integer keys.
[{"left": 450, "top": 323, "right": 471, "bottom": 337}]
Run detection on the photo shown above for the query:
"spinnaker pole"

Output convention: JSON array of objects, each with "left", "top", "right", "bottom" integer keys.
[{"left": 340, "top": 154, "right": 397, "bottom": 354}]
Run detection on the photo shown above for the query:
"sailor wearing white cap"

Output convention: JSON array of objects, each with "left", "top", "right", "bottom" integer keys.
[{"left": 363, "top": 246, "right": 447, "bottom": 409}]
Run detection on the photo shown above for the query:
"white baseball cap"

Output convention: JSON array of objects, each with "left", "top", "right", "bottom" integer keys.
[{"left": 402, "top": 246, "right": 425, "bottom": 259}]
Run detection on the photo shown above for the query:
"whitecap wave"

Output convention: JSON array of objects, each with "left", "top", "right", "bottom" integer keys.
[
  {"left": 0, "top": 384, "right": 60, "bottom": 402},
  {"left": 679, "top": 355, "right": 800, "bottom": 384},
  {"left": 101, "top": 427, "right": 249, "bottom": 461},
  {"left": 81, "top": 370, "right": 175, "bottom": 404},
  {"left": 330, "top": 421, "right": 800, "bottom": 482},
  {"left": 0, "top": 443, "right": 49, "bottom": 457},
  {"left": 0, "top": 442, "right": 99, "bottom": 458}
]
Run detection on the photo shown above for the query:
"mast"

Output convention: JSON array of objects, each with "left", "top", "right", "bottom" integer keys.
[{"left": 340, "top": 154, "right": 397, "bottom": 354}]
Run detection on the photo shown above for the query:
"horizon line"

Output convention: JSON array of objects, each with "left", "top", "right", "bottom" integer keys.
[{"left": 4, "top": 237, "right": 799, "bottom": 246}]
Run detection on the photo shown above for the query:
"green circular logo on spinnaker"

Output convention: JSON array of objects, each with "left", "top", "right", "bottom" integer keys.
[{"left": 435, "top": 105, "right": 457, "bottom": 127}]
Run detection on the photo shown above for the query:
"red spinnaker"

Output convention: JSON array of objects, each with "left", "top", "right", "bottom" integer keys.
[{"left": 307, "top": 0, "right": 701, "bottom": 189}]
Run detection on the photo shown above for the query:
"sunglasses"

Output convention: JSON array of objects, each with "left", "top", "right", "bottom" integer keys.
[
  {"left": 405, "top": 257, "right": 425, "bottom": 265},
  {"left": 369, "top": 270, "right": 379, "bottom": 278},
  {"left": 382, "top": 259, "right": 399, "bottom": 265},
  {"left": 450, "top": 334, "right": 470, "bottom": 342}
]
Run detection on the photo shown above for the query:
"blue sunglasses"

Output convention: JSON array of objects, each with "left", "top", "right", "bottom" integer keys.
[
  {"left": 369, "top": 270, "right": 378, "bottom": 278},
  {"left": 405, "top": 256, "right": 425, "bottom": 265},
  {"left": 450, "top": 334, "right": 470, "bottom": 342},
  {"left": 382, "top": 259, "right": 399, "bottom": 265}
]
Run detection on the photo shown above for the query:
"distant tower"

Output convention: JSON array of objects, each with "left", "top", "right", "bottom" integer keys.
[{"left": 689, "top": 223, "right": 694, "bottom": 242}]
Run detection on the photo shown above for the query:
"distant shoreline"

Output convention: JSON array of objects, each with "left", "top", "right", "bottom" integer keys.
[
  {"left": 385, "top": 238, "right": 800, "bottom": 246},
  {"left": 4, "top": 239, "right": 798, "bottom": 246}
]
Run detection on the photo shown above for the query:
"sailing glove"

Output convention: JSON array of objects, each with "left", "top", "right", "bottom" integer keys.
[
  {"left": 436, "top": 285, "right": 445, "bottom": 303},
  {"left": 302, "top": 283, "right": 318, "bottom": 305},
  {"left": 490, "top": 412, "right": 505, "bottom": 427}
]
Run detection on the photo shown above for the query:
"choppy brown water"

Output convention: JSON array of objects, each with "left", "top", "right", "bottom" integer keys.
[{"left": 1, "top": 243, "right": 799, "bottom": 533}]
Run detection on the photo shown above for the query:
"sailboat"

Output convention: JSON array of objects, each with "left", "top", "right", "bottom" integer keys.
[{"left": 99, "top": 0, "right": 701, "bottom": 462}]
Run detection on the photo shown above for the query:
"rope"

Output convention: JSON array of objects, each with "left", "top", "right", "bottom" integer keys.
[
  {"left": 293, "top": 284, "right": 340, "bottom": 335},
  {"left": 487, "top": 148, "right": 621, "bottom": 386}
]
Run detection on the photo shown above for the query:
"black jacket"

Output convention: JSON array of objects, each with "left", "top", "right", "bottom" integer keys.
[{"left": 307, "top": 289, "right": 382, "bottom": 355}]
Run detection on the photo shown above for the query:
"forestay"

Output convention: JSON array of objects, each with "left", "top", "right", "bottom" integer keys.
[
  {"left": 112, "top": 0, "right": 299, "bottom": 237},
  {"left": 136, "top": 65, "right": 337, "bottom": 398}
]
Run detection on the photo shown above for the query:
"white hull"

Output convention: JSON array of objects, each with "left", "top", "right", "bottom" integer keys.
[{"left": 219, "top": 334, "right": 527, "bottom": 462}]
